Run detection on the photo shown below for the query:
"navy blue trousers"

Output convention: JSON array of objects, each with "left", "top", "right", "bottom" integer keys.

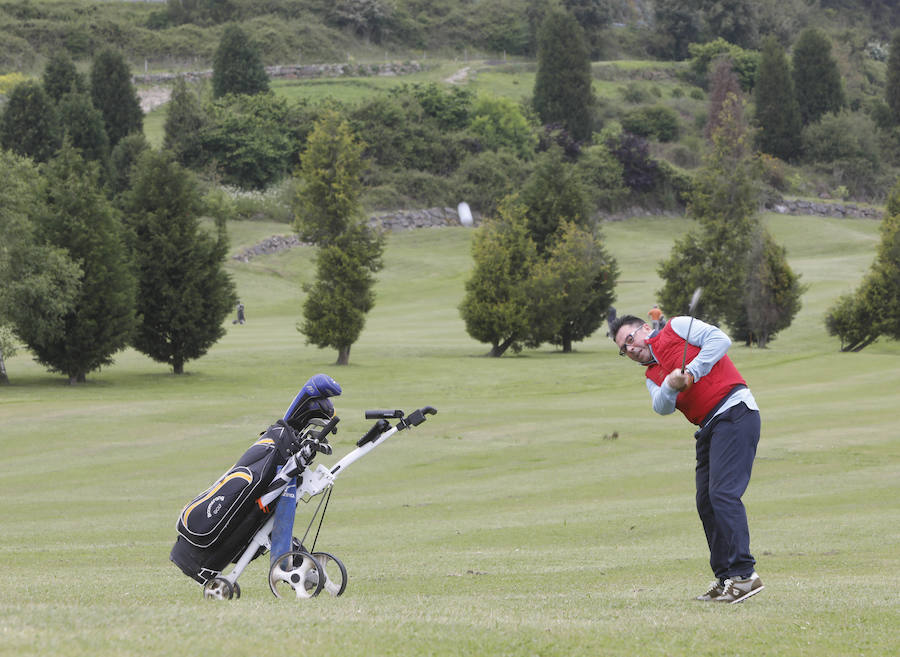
[{"left": 694, "top": 402, "right": 760, "bottom": 581}]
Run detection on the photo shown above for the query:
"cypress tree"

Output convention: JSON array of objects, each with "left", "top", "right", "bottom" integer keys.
[
  {"left": 122, "top": 149, "right": 237, "bottom": 374},
  {"left": 212, "top": 24, "right": 270, "bottom": 99},
  {"left": 792, "top": 28, "right": 845, "bottom": 126},
  {"left": 886, "top": 30, "right": 900, "bottom": 123},
  {"left": 31, "top": 142, "right": 136, "bottom": 384},
  {"left": 90, "top": 48, "right": 143, "bottom": 147},
  {"left": 163, "top": 76, "right": 206, "bottom": 167},
  {"left": 0, "top": 81, "right": 61, "bottom": 163},
  {"left": 532, "top": 7, "right": 594, "bottom": 141},
  {"left": 57, "top": 90, "right": 110, "bottom": 166},
  {"left": 754, "top": 36, "right": 802, "bottom": 161},
  {"left": 42, "top": 50, "right": 86, "bottom": 102}
]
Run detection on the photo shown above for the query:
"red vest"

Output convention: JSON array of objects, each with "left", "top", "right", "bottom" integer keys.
[{"left": 645, "top": 322, "right": 746, "bottom": 425}]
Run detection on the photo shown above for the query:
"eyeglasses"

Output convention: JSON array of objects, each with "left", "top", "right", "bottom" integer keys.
[{"left": 618, "top": 326, "right": 641, "bottom": 356}]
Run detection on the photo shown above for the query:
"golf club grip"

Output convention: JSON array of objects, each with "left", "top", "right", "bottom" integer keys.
[
  {"left": 357, "top": 419, "right": 390, "bottom": 447},
  {"left": 320, "top": 415, "right": 340, "bottom": 436}
]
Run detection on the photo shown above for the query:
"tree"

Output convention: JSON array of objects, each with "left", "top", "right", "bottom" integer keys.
[
  {"left": 300, "top": 223, "right": 384, "bottom": 365},
  {"left": 735, "top": 226, "right": 804, "bottom": 347},
  {"left": 703, "top": 0, "right": 759, "bottom": 50},
  {"left": 754, "top": 35, "right": 802, "bottom": 161},
  {"left": 57, "top": 90, "right": 110, "bottom": 166},
  {"left": 163, "top": 76, "right": 207, "bottom": 167},
  {"left": 122, "top": 150, "right": 236, "bottom": 374},
  {"left": 293, "top": 109, "right": 365, "bottom": 245},
  {"left": 519, "top": 146, "right": 591, "bottom": 254},
  {"left": 294, "top": 110, "right": 383, "bottom": 365},
  {"left": 0, "top": 150, "right": 81, "bottom": 384},
  {"left": 886, "top": 30, "right": 900, "bottom": 124},
  {"left": 0, "top": 80, "right": 60, "bottom": 163},
  {"left": 532, "top": 7, "right": 594, "bottom": 142},
  {"left": 704, "top": 57, "right": 744, "bottom": 142},
  {"left": 90, "top": 48, "right": 143, "bottom": 147},
  {"left": 652, "top": 0, "right": 702, "bottom": 61},
  {"left": 29, "top": 143, "right": 136, "bottom": 384},
  {"left": 109, "top": 133, "right": 151, "bottom": 197},
  {"left": 469, "top": 95, "right": 538, "bottom": 160},
  {"left": 212, "top": 24, "right": 270, "bottom": 99},
  {"left": 459, "top": 198, "right": 539, "bottom": 357},
  {"left": 792, "top": 28, "right": 845, "bottom": 126},
  {"left": 658, "top": 91, "right": 758, "bottom": 327},
  {"left": 42, "top": 50, "right": 87, "bottom": 102},
  {"left": 526, "top": 221, "right": 619, "bottom": 352}
]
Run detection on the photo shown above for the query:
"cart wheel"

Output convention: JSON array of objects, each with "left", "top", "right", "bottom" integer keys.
[
  {"left": 232, "top": 582, "right": 241, "bottom": 599},
  {"left": 268, "top": 550, "right": 324, "bottom": 599},
  {"left": 203, "top": 577, "right": 234, "bottom": 600},
  {"left": 312, "top": 551, "right": 348, "bottom": 597}
]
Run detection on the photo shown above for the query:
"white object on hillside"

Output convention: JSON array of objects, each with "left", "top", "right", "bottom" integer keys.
[{"left": 457, "top": 202, "right": 473, "bottom": 227}]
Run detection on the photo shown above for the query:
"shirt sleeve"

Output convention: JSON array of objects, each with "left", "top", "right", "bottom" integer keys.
[
  {"left": 667, "top": 316, "right": 731, "bottom": 383},
  {"left": 645, "top": 376, "right": 678, "bottom": 415}
]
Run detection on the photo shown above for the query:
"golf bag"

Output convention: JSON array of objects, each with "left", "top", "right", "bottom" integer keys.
[{"left": 170, "top": 374, "right": 342, "bottom": 585}]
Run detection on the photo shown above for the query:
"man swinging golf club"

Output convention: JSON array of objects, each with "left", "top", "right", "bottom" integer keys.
[{"left": 611, "top": 289, "right": 764, "bottom": 604}]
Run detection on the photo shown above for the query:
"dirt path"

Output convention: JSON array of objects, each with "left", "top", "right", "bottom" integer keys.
[
  {"left": 137, "top": 86, "right": 172, "bottom": 113},
  {"left": 443, "top": 66, "right": 471, "bottom": 84}
]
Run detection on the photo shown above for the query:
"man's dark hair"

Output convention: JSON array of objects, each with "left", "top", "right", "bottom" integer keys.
[{"left": 609, "top": 314, "right": 643, "bottom": 340}]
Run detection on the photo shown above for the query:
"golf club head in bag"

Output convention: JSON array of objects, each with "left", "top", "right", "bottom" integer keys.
[{"left": 284, "top": 374, "right": 342, "bottom": 432}]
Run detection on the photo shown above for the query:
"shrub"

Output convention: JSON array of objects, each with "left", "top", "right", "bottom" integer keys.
[{"left": 620, "top": 105, "right": 680, "bottom": 142}]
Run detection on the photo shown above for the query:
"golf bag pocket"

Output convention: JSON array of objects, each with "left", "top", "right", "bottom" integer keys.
[{"left": 176, "top": 435, "right": 282, "bottom": 549}]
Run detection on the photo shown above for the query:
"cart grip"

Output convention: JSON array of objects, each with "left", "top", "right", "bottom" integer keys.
[
  {"left": 365, "top": 409, "right": 404, "bottom": 419},
  {"left": 403, "top": 406, "right": 437, "bottom": 428},
  {"left": 357, "top": 419, "right": 390, "bottom": 447}
]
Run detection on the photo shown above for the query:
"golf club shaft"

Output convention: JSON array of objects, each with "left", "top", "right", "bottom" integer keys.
[{"left": 681, "top": 316, "right": 695, "bottom": 373}]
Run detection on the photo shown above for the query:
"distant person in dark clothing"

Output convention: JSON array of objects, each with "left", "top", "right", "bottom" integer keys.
[{"left": 234, "top": 301, "right": 245, "bottom": 325}]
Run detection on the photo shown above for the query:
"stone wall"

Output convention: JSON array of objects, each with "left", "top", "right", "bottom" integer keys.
[
  {"left": 133, "top": 61, "right": 423, "bottom": 85},
  {"left": 767, "top": 199, "right": 882, "bottom": 220}
]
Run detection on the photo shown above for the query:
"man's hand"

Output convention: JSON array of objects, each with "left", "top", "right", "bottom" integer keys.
[{"left": 666, "top": 368, "right": 694, "bottom": 392}]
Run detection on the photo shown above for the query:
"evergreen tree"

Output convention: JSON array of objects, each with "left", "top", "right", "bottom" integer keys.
[
  {"left": 532, "top": 7, "right": 594, "bottom": 141},
  {"left": 30, "top": 142, "right": 136, "bottom": 384},
  {"left": 293, "top": 109, "right": 365, "bottom": 245},
  {"left": 122, "top": 150, "right": 236, "bottom": 374},
  {"left": 294, "top": 110, "right": 382, "bottom": 365},
  {"left": 652, "top": 0, "right": 702, "bottom": 61},
  {"left": 109, "top": 133, "right": 151, "bottom": 197},
  {"left": 163, "top": 77, "right": 207, "bottom": 167},
  {"left": 518, "top": 145, "right": 590, "bottom": 254},
  {"left": 0, "top": 80, "right": 61, "bottom": 163},
  {"left": 886, "top": 30, "right": 900, "bottom": 124},
  {"left": 792, "top": 28, "right": 845, "bottom": 126},
  {"left": 57, "top": 90, "right": 110, "bottom": 166},
  {"left": 90, "top": 48, "right": 143, "bottom": 147},
  {"left": 658, "top": 91, "right": 758, "bottom": 327},
  {"left": 212, "top": 24, "right": 270, "bottom": 99},
  {"left": 42, "top": 50, "right": 87, "bottom": 102},
  {"left": 734, "top": 226, "right": 804, "bottom": 347},
  {"left": 526, "top": 221, "right": 618, "bottom": 352},
  {"left": 704, "top": 57, "right": 743, "bottom": 142},
  {"left": 300, "top": 223, "right": 384, "bottom": 366},
  {"left": 0, "top": 150, "right": 81, "bottom": 384},
  {"left": 459, "top": 198, "right": 539, "bottom": 357},
  {"left": 703, "top": 0, "right": 759, "bottom": 50},
  {"left": 754, "top": 35, "right": 802, "bottom": 161}
]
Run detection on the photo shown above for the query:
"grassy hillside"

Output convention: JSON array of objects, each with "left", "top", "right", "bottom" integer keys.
[{"left": 1, "top": 213, "right": 897, "bottom": 656}]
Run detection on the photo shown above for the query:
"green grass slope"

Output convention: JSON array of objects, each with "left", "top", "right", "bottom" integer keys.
[{"left": 0, "top": 214, "right": 897, "bottom": 657}]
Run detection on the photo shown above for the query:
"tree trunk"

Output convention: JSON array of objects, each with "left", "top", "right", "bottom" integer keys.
[
  {"left": 0, "top": 346, "right": 8, "bottom": 384},
  {"left": 69, "top": 375, "right": 78, "bottom": 385},
  {"left": 757, "top": 332, "right": 768, "bottom": 349},
  {"left": 336, "top": 346, "right": 350, "bottom": 365},
  {"left": 173, "top": 358, "right": 184, "bottom": 374},
  {"left": 489, "top": 337, "right": 516, "bottom": 357},
  {"left": 561, "top": 334, "right": 572, "bottom": 353}
]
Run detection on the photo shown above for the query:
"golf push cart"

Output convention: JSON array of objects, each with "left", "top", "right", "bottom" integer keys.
[{"left": 170, "top": 373, "right": 437, "bottom": 600}]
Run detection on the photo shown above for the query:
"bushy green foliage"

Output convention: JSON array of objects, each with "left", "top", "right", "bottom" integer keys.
[
  {"left": 459, "top": 197, "right": 538, "bottom": 357},
  {"left": 884, "top": 30, "right": 900, "bottom": 123},
  {"left": 792, "top": 28, "right": 846, "bottom": 126},
  {"left": 212, "top": 24, "right": 270, "bottom": 98},
  {"left": 29, "top": 143, "right": 136, "bottom": 383},
  {"left": 687, "top": 38, "right": 759, "bottom": 91},
  {"left": 0, "top": 80, "right": 60, "bottom": 163},
  {"left": 532, "top": 7, "right": 594, "bottom": 141},
  {"left": 41, "top": 51, "right": 86, "bottom": 102},
  {"left": 121, "top": 149, "right": 236, "bottom": 374},
  {"left": 108, "top": 133, "right": 151, "bottom": 197},
  {"left": 163, "top": 77, "right": 207, "bottom": 168},
  {"left": 198, "top": 92, "right": 295, "bottom": 190},
  {"left": 650, "top": 0, "right": 702, "bottom": 61},
  {"left": 754, "top": 35, "right": 802, "bottom": 162},
  {"left": 90, "top": 49, "right": 143, "bottom": 147},
  {"left": 574, "top": 141, "right": 627, "bottom": 212},
  {"left": 469, "top": 95, "right": 538, "bottom": 160},
  {"left": 0, "top": 150, "right": 81, "bottom": 384},
  {"left": 526, "top": 221, "right": 619, "bottom": 352},
  {"left": 620, "top": 105, "right": 680, "bottom": 142},
  {"left": 57, "top": 90, "right": 110, "bottom": 167},
  {"left": 802, "top": 111, "right": 885, "bottom": 199},
  {"left": 732, "top": 227, "right": 804, "bottom": 347},
  {"left": 450, "top": 149, "right": 533, "bottom": 216}
]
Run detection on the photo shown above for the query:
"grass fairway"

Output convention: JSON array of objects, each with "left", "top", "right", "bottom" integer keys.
[{"left": 1, "top": 214, "right": 898, "bottom": 657}]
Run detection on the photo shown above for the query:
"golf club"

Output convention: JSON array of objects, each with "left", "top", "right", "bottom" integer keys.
[{"left": 681, "top": 287, "right": 703, "bottom": 373}]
